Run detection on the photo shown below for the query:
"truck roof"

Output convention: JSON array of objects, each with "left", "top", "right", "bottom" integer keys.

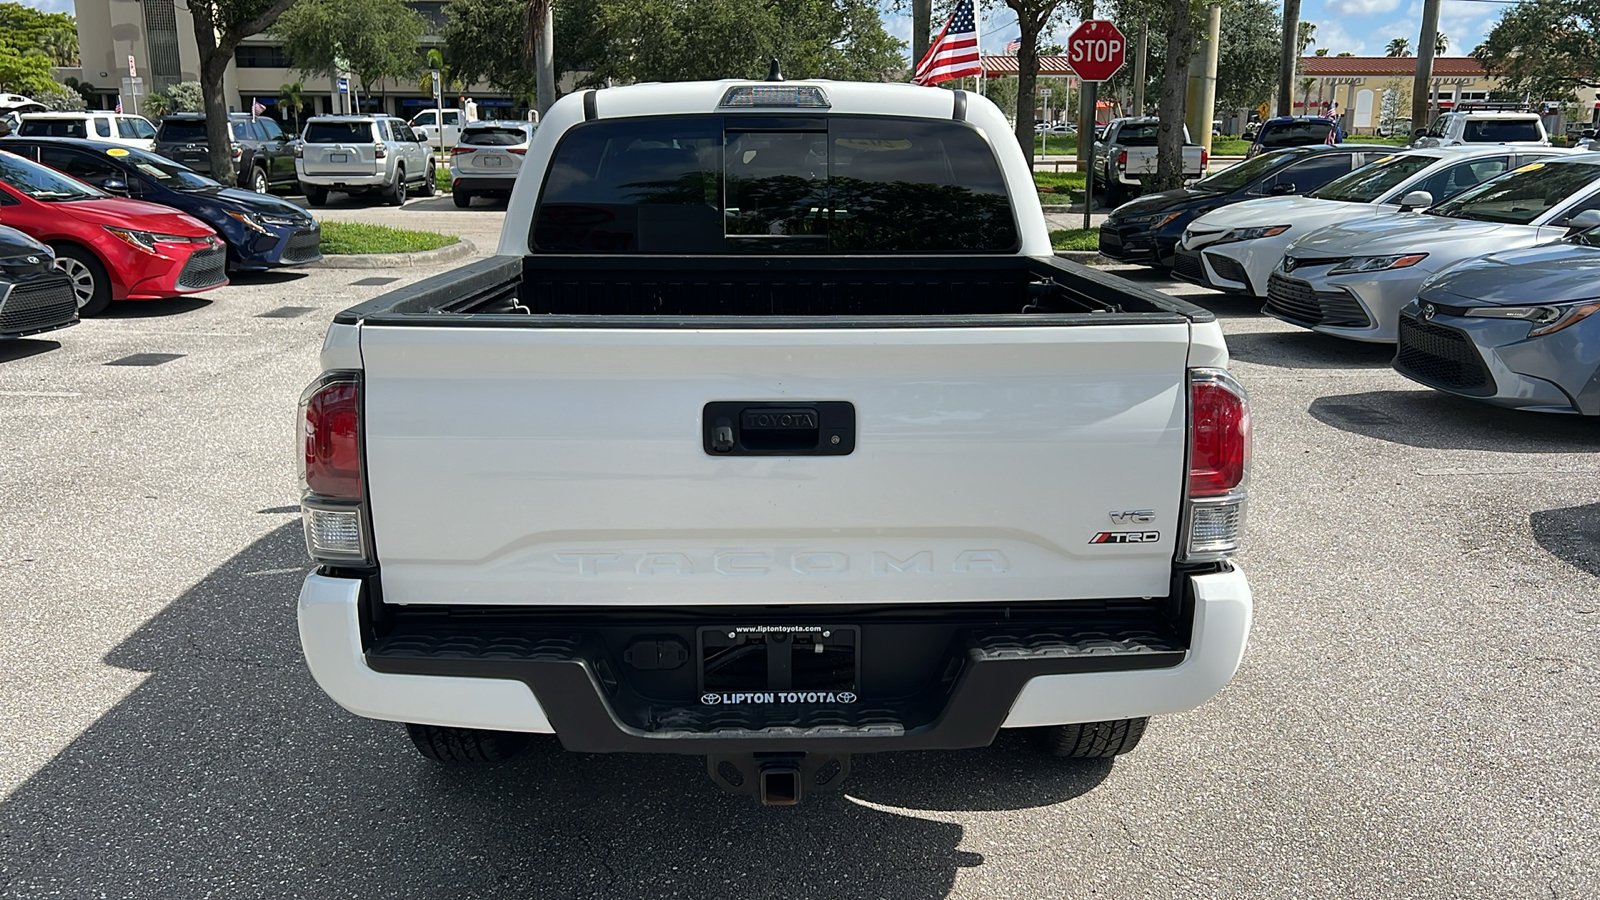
[{"left": 573, "top": 80, "right": 982, "bottom": 122}]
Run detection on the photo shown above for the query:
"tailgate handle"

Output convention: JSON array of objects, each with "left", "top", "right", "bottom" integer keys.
[{"left": 703, "top": 402, "right": 854, "bottom": 456}]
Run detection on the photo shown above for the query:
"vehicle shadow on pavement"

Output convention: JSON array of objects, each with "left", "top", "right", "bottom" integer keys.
[
  {"left": 1224, "top": 331, "right": 1397, "bottom": 369},
  {"left": 0, "top": 522, "right": 1109, "bottom": 898},
  {"left": 0, "top": 338, "right": 60, "bottom": 363},
  {"left": 228, "top": 270, "right": 310, "bottom": 286},
  {"left": 1309, "top": 390, "right": 1600, "bottom": 452},
  {"left": 100, "top": 297, "right": 213, "bottom": 319},
  {"left": 1530, "top": 502, "right": 1600, "bottom": 578}
]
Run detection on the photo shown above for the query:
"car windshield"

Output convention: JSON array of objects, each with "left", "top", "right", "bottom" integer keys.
[
  {"left": 0, "top": 150, "right": 107, "bottom": 201},
  {"left": 1464, "top": 119, "right": 1541, "bottom": 142},
  {"left": 460, "top": 126, "right": 529, "bottom": 147},
  {"left": 119, "top": 147, "right": 222, "bottom": 191},
  {"left": 18, "top": 118, "right": 87, "bottom": 138},
  {"left": 158, "top": 120, "right": 208, "bottom": 142},
  {"left": 1428, "top": 160, "right": 1600, "bottom": 225},
  {"left": 1309, "top": 154, "right": 1437, "bottom": 202},
  {"left": 1260, "top": 121, "right": 1335, "bottom": 147},
  {"left": 1192, "top": 150, "right": 1298, "bottom": 193},
  {"left": 304, "top": 122, "right": 373, "bottom": 143}
]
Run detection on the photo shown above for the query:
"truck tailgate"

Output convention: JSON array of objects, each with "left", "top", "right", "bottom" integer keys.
[{"left": 358, "top": 323, "right": 1193, "bottom": 606}]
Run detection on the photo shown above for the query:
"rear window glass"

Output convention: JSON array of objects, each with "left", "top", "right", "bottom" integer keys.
[
  {"left": 158, "top": 120, "right": 208, "bottom": 141},
  {"left": 1310, "top": 153, "right": 1436, "bottom": 202},
  {"left": 19, "top": 119, "right": 87, "bottom": 138},
  {"left": 1112, "top": 123, "right": 1160, "bottom": 145},
  {"left": 1463, "top": 119, "right": 1542, "bottom": 143},
  {"left": 532, "top": 115, "right": 1016, "bottom": 254},
  {"left": 1259, "top": 120, "right": 1335, "bottom": 147},
  {"left": 305, "top": 122, "right": 374, "bottom": 144},
  {"left": 461, "top": 127, "right": 528, "bottom": 146}
]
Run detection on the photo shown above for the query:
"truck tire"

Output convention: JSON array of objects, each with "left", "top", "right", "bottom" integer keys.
[
  {"left": 420, "top": 161, "right": 437, "bottom": 197},
  {"left": 1044, "top": 718, "right": 1148, "bottom": 758},
  {"left": 305, "top": 185, "right": 328, "bottom": 207},
  {"left": 404, "top": 723, "right": 531, "bottom": 765},
  {"left": 385, "top": 167, "right": 407, "bottom": 206},
  {"left": 453, "top": 188, "right": 472, "bottom": 209}
]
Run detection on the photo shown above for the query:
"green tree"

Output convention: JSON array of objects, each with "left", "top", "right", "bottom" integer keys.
[
  {"left": 168, "top": 81, "right": 206, "bottom": 112},
  {"left": 278, "top": 81, "right": 307, "bottom": 131},
  {"left": 1474, "top": 0, "right": 1600, "bottom": 100},
  {"left": 0, "top": 47, "right": 56, "bottom": 96},
  {"left": 41, "top": 27, "right": 79, "bottom": 66},
  {"left": 144, "top": 93, "right": 172, "bottom": 118},
  {"left": 186, "top": 0, "right": 302, "bottom": 185},
  {"left": 1434, "top": 32, "right": 1448, "bottom": 55},
  {"left": 1106, "top": 0, "right": 1283, "bottom": 115},
  {"left": 0, "top": 2, "right": 77, "bottom": 95},
  {"left": 1001, "top": 0, "right": 1074, "bottom": 168},
  {"left": 36, "top": 83, "right": 86, "bottom": 111},
  {"left": 274, "top": 0, "right": 425, "bottom": 103},
  {"left": 1385, "top": 37, "right": 1412, "bottom": 57}
]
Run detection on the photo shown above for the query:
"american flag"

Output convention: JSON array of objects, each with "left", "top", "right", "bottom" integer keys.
[
  {"left": 1005, "top": 37, "right": 1022, "bottom": 55},
  {"left": 912, "top": 0, "right": 982, "bottom": 86},
  {"left": 251, "top": 98, "right": 266, "bottom": 116},
  {"left": 114, "top": 97, "right": 123, "bottom": 114}
]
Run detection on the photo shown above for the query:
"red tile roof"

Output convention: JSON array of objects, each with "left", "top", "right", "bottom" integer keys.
[
  {"left": 1297, "top": 56, "right": 1486, "bottom": 77},
  {"left": 979, "top": 56, "right": 1079, "bottom": 78}
]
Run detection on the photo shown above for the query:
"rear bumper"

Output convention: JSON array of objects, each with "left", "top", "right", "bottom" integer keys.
[
  {"left": 298, "top": 172, "right": 390, "bottom": 190},
  {"left": 298, "top": 566, "right": 1252, "bottom": 751},
  {"left": 452, "top": 175, "right": 517, "bottom": 192}
]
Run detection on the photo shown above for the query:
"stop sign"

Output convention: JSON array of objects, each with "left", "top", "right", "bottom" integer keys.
[{"left": 1067, "top": 20, "right": 1126, "bottom": 83}]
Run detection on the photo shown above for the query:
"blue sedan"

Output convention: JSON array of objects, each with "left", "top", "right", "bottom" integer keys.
[
  {"left": 1, "top": 136, "right": 320, "bottom": 271},
  {"left": 1395, "top": 211, "right": 1600, "bottom": 414}
]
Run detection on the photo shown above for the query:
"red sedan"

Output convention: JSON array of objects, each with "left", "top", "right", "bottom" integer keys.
[{"left": 0, "top": 149, "right": 226, "bottom": 316}]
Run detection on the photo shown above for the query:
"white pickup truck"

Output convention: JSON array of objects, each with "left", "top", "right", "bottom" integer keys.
[
  {"left": 1098, "top": 117, "right": 1209, "bottom": 205},
  {"left": 296, "top": 80, "right": 1254, "bottom": 805}
]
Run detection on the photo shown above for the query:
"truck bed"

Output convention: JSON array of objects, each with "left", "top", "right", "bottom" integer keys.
[{"left": 333, "top": 254, "right": 1215, "bottom": 325}]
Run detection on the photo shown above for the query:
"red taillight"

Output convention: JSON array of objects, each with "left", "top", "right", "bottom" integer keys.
[
  {"left": 452, "top": 146, "right": 476, "bottom": 155},
  {"left": 507, "top": 147, "right": 526, "bottom": 155},
  {"left": 1189, "top": 372, "right": 1250, "bottom": 497},
  {"left": 374, "top": 144, "right": 387, "bottom": 159},
  {"left": 1201, "top": 147, "right": 1210, "bottom": 169},
  {"left": 1116, "top": 150, "right": 1127, "bottom": 168},
  {"left": 302, "top": 376, "right": 362, "bottom": 500}
]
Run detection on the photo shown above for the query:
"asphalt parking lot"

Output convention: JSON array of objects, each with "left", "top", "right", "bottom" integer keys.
[{"left": 2, "top": 202, "right": 1597, "bottom": 899}]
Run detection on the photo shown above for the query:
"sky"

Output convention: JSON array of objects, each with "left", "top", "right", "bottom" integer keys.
[
  {"left": 880, "top": 0, "right": 1506, "bottom": 62},
  {"left": 17, "top": 0, "right": 1505, "bottom": 60}
]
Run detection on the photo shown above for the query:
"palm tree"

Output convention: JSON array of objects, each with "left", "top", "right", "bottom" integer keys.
[
  {"left": 1301, "top": 77, "right": 1317, "bottom": 113},
  {"left": 278, "top": 82, "right": 306, "bottom": 132},
  {"left": 1386, "top": 37, "right": 1412, "bottom": 58},
  {"left": 1434, "top": 33, "right": 1449, "bottom": 55}
]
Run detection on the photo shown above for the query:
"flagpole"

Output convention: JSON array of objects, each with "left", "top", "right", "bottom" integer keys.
[{"left": 976, "top": 2, "right": 986, "bottom": 97}]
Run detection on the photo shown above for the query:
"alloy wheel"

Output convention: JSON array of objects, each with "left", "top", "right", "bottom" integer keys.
[{"left": 56, "top": 257, "right": 96, "bottom": 309}]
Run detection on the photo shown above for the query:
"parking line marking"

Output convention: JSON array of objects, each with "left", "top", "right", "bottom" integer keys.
[{"left": 0, "top": 391, "right": 83, "bottom": 398}]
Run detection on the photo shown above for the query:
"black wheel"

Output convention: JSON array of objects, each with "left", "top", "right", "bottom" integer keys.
[
  {"left": 420, "top": 161, "right": 437, "bottom": 197},
  {"left": 249, "top": 166, "right": 269, "bottom": 194},
  {"left": 405, "top": 723, "right": 531, "bottom": 766},
  {"left": 52, "top": 243, "right": 111, "bottom": 316},
  {"left": 386, "top": 167, "right": 407, "bottom": 206},
  {"left": 452, "top": 188, "right": 472, "bottom": 209},
  {"left": 1044, "top": 718, "right": 1148, "bottom": 758},
  {"left": 305, "top": 185, "right": 328, "bottom": 207},
  {"left": 1104, "top": 179, "right": 1126, "bottom": 208}
]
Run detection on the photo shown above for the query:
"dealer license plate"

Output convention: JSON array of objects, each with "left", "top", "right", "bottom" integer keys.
[
  {"left": 482, "top": 155, "right": 504, "bottom": 167},
  {"left": 330, "top": 153, "right": 348, "bottom": 163}
]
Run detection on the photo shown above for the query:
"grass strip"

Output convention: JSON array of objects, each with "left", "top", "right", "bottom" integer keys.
[
  {"left": 319, "top": 221, "right": 460, "bottom": 255},
  {"left": 1050, "top": 228, "right": 1100, "bottom": 252}
]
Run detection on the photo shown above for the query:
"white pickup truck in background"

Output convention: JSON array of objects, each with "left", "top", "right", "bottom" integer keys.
[
  {"left": 1098, "top": 116, "right": 1209, "bottom": 205},
  {"left": 295, "top": 80, "right": 1254, "bottom": 805}
]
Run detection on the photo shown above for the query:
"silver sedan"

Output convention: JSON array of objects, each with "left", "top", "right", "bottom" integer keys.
[{"left": 1264, "top": 156, "right": 1600, "bottom": 342}]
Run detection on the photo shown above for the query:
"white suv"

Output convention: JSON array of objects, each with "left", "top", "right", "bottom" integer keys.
[
  {"left": 1411, "top": 109, "right": 1550, "bottom": 148},
  {"left": 16, "top": 112, "right": 159, "bottom": 151},
  {"left": 296, "top": 115, "right": 438, "bottom": 207}
]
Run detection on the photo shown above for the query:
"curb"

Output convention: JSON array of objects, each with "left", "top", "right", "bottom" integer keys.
[
  {"left": 1054, "top": 251, "right": 1106, "bottom": 265},
  {"left": 308, "top": 238, "right": 476, "bottom": 269}
]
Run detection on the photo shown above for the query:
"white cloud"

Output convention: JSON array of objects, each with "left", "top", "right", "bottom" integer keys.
[
  {"left": 1326, "top": 0, "right": 1402, "bottom": 16},
  {"left": 1311, "top": 21, "right": 1369, "bottom": 56},
  {"left": 16, "top": 0, "right": 72, "bottom": 11}
]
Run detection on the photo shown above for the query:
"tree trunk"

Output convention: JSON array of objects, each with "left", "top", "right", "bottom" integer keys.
[
  {"left": 1277, "top": 0, "right": 1301, "bottom": 117},
  {"left": 196, "top": 37, "right": 236, "bottom": 187},
  {"left": 1152, "top": 0, "right": 1192, "bottom": 193},
  {"left": 1411, "top": 0, "right": 1441, "bottom": 132},
  {"left": 1012, "top": 17, "right": 1043, "bottom": 167},
  {"left": 912, "top": 0, "right": 932, "bottom": 72}
]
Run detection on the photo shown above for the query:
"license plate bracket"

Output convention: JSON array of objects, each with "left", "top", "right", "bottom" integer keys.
[
  {"left": 482, "top": 155, "right": 503, "bottom": 167},
  {"left": 330, "top": 153, "right": 348, "bottom": 163},
  {"left": 698, "top": 625, "right": 859, "bottom": 701}
]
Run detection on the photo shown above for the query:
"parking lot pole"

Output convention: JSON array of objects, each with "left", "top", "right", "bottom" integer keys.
[{"left": 1084, "top": 80, "right": 1096, "bottom": 230}]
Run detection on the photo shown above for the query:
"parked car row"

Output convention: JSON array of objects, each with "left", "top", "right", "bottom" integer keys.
[
  {"left": 0, "top": 136, "right": 322, "bottom": 330},
  {"left": 1106, "top": 145, "right": 1600, "bottom": 416}
]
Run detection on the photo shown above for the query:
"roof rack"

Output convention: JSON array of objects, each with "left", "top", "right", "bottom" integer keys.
[{"left": 1452, "top": 102, "right": 1533, "bottom": 113}]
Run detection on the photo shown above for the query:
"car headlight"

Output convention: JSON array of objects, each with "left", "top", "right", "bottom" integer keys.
[
  {"left": 1464, "top": 299, "right": 1600, "bottom": 336},
  {"left": 1329, "top": 253, "right": 1428, "bottom": 274},
  {"left": 1120, "top": 211, "right": 1183, "bottom": 229},
  {"left": 1214, "top": 224, "right": 1291, "bottom": 245},
  {"left": 226, "top": 210, "right": 272, "bottom": 234},
  {"left": 103, "top": 226, "right": 205, "bottom": 254}
]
